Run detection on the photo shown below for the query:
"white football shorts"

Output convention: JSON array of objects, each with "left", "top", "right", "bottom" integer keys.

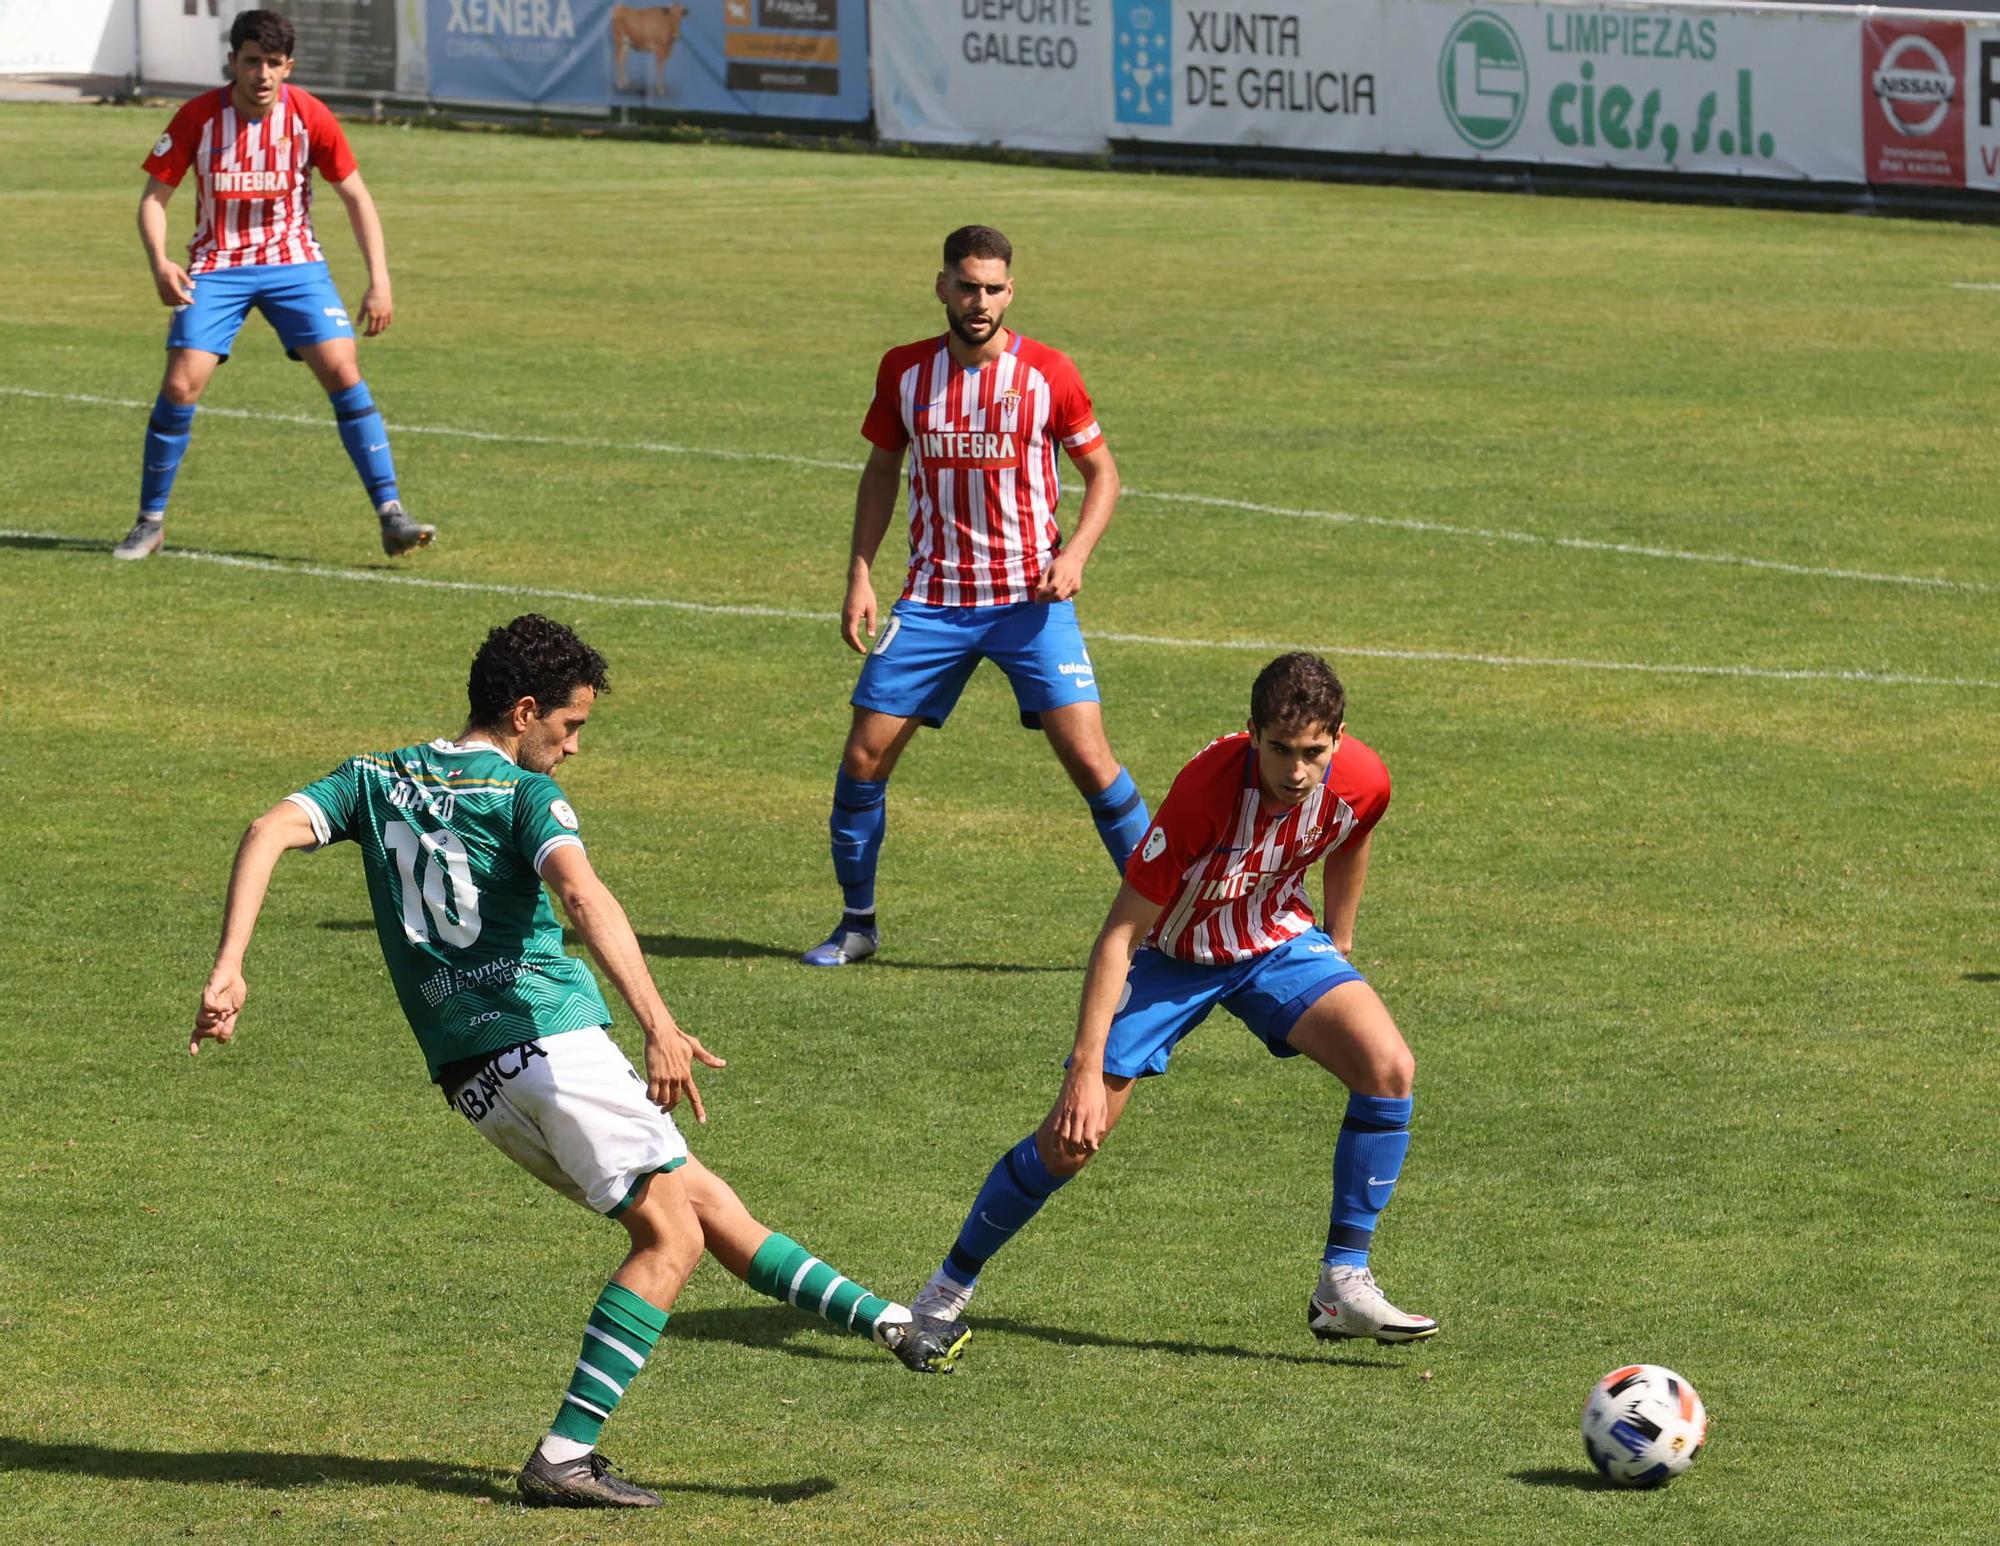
[{"left": 444, "top": 1026, "right": 688, "bottom": 1216}]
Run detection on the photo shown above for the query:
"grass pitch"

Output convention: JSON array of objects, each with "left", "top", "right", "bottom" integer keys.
[{"left": 2, "top": 104, "right": 1997, "bottom": 1543}]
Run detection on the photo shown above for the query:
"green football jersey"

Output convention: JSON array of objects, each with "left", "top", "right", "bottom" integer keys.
[{"left": 290, "top": 737, "right": 613, "bottom": 1081}]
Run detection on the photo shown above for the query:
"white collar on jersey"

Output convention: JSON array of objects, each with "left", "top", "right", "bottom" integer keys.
[{"left": 431, "top": 736, "right": 516, "bottom": 765}]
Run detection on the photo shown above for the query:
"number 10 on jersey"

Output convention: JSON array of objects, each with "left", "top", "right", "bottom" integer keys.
[{"left": 384, "top": 819, "right": 483, "bottom": 947}]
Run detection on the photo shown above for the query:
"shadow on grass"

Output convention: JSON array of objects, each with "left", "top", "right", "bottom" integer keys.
[
  {"left": 665, "top": 1304, "right": 898, "bottom": 1364},
  {"left": 974, "top": 1315, "right": 1412, "bottom": 1370},
  {"left": 0, "top": 531, "right": 308, "bottom": 566},
  {"left": 0, "top": 1435, "right": 835, "bottom": 1504},
  {"left": 315, "top": 920, "right": 1076, "bottom": 974},
  {"left": 663, "top": 1304, "right": 1404, "bottom": 1372},
  {"left": 1510, "top": 1467, "right": 1615, "bottom": 1491},
  {"left": 1965, "top": 972, "right": 2000, "bottom": 983},
  {"left": 2, "top": 532, "right": 112, "bottom": 556}
]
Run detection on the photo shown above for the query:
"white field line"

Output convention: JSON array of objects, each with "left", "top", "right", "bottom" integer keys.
[
  {"left": 5, "top": 531, "right": 1995, "bottom": 691},
  {"left": 3, "top": 384, "right": 1987, "bottom": 596},
  {"left": 1950, "top": 282, "right": 2000, "bottom": 291}
]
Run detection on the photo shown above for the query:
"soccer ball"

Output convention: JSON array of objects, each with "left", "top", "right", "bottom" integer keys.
[{"left": 1580, "top": 1364, "right": 1708, "bottom": 1488}]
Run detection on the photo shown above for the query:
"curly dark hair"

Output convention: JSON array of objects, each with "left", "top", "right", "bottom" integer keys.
[
  {"left": 230, "top": 10, "right": 297, "bottom": 57},
  {"left": 943, "top": 225, "right": 1012, "bottom": 269},
  {"left": 466, "top": 615, "right": 610, "bottom": 728},
  {"left": 1250, "top": 652, "right": 1345, "bottom": 733}
]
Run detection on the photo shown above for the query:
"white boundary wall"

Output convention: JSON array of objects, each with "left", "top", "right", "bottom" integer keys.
[
  {"left": 874, "top": 0, "right": 2000, "bottom": 196},
  {"left": 0, "top": 0, "right": 135, "bottom": 77},
  {"left": 8, "top": 1, "right": 2000, "bottom": 204}
]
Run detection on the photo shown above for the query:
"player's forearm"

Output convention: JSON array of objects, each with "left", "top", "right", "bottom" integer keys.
[
  {"left": 847, "top": 465, "right": 900, "bottom": 572},
  {"left": 1061, "top": 459, "right": 1121, "bottom": 565},
  {"left": 1068, "top": 923, "right": 1140, "bottom": 1072},
  {"left": 560, "top": 879, "right": 675, "bottom": 1036},
  {"left": 211, "top": 819, "right": 291, "bottom": 973},
  {"left": 336, "top": 184, "right": 391, "bottom": 286},
  {"left": 1321, "top": 839, "right": 1372, "bottom": 956},
  {"left": 137, "top": 194, "right": 172, "bottom": 270}
]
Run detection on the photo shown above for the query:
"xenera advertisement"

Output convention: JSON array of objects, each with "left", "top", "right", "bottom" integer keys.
[
  {"left": 426, "top": 0, "right": 870, "bottom": 121},
  {"left": 1401, "top": 1, "right": 1865, "bottom": 183}
]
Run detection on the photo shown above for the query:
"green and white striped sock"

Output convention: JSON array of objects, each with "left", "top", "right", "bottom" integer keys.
[
  {"left": 746, "top": 1232, "right": 906, "bottom": 1341},
  {"left": 546, "top": 1280, "right": 668, "bottom": 1451}
]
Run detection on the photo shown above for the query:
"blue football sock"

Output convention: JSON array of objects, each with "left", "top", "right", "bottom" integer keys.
[
  {"left": 328, "top": 381, "right": 400, "bottom": 509},
  {"left": 830, "top": 770, "right": 887, "bottom": 916},
  {"left": 941, "top": 1134, "right": 1071, "bottom": 1288},
  {"left": 1324, "top": 1093, "right": 1413, "bottom": 1268},
  {"left": 139, "top": 397, "right": 197, "bottom": 515},
  {"left": 1085, "top": 767, "right": 1150, "bottom": 869}
]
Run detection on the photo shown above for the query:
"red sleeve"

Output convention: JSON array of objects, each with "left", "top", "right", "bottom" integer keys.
[
  {"left": 1332, "top": 737, "right": 1392, "bottom": 843},
  {"left": 1048, "top": 353, "right": 1104, "bottom": 460},
  {"left": 298, "top": 91, "right": 358, "bottom": 183},
  {"left": 142, "top": 97, "right": 211, "bottom": 186},
  {"left": 860, "top": 349, "right": 910, "bottom": 453},
  {"left": 1122, "top": 740, "right": 1235, "bottom": 906}
]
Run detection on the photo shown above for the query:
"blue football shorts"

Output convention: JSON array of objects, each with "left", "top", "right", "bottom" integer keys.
[
  {"left": 851, "top": 597, "right": 1102, "bottom": 729},
  {"left": 166, "top": 260, "right": 353, "bottom": 361},
  {"left": 1097, "top": 929, "right": 1368, "bottom": 1079}
]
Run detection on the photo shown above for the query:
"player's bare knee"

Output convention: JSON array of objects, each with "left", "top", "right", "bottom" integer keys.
[
  {"left": 1034, "top": 1126, "right": 1095, "bottom": 1179},
  {"left": 160, "top": 370, "right": 205, "bottom": 405},
  {"left": 1353, "top": 1044, "right": 1415, "bottom": 1099},
  {"left": 841, "top": 740, "right": 888, "bottom": 780},
  {"left": 620, "top": 1173, "right": 702, "bottom": 1264}
]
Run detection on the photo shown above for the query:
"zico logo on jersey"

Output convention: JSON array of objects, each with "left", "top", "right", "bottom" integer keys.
[
  {"left": 917, "top": 429, "right": 1020, "bottom": 468},
  {"left": 1440, "top": 10, "right": 1528, "bottom": 150},
  {"left": 213, "top": 168, "right": 296, "bottom": 199}
]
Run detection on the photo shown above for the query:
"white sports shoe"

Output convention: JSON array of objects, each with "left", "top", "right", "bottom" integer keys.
[
  {"left": 1307, "top": 1265, "right": 1438, "bottom": 1344},
  {"left": 909, "top": 1271, "right": 974, "bottom": 1323},
  {"left": 112, "top": 515, "right": 164, "bottom": 561}
]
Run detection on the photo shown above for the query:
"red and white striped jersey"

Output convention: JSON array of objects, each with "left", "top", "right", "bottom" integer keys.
[
  {"left": 1125, "top": 731, "right": 1391, "bottom": 966},
  {"left": 862, "top": 332, "right": 1106, "bottom": 607},
  {"left": 143, "top": 85, "right": 357, "bottom": 274}
]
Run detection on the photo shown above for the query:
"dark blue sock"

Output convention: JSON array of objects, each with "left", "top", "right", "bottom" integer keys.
[
  {"left": 139, "top": 397, "right": 197, "bottom": 515},
  {"left": 1324, "top": 1093, "right": 1413, "bottom": 1268},
  {"left": 328, "top": 381, "right": 399, "bottom": 508},
  {"left": 941, "top": 1134, "right": 1071, "bottom": 1288},
  {"left": 830, "top": 770, "right": 887, "bottom": 915},
  {"left": 1085, "top": 767, "right": 1150, "bottom": 869}
]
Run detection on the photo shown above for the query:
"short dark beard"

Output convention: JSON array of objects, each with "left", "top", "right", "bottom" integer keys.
[{"left": 947, "top": 308, "right": 1004, "bottom": 350}]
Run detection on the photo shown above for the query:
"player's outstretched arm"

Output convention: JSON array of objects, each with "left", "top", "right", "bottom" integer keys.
[
  {"left": 193, "top": 800, "right": 320, "bottom": 1056},
  {"left": 1050, "top": 881, "right": 1162, "bottom": 1160},
  {"left": 330, "top": 171, "right": 393, "bottom": 336},
  {"left": 539, "top": 844, "right": 724, "bottom": 1120},
  {"left": 137, "top": 177, "right": 192, "bottom": 307},
  {"left": 1321, "top": 830, "right": 1373, "bottom": 959},
  {"left": 842, "top": 444, "right": 904, "bottom": 653},
  {"left": 1035, "top": 442, "right": 1119, "bottom": 602}
]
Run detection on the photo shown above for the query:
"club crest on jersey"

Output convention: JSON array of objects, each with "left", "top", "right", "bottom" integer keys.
[
  {"left": 549, "top": 799, "right": 579, "bottom": 831},
  {"left": 152, "top": 132, "right": 173, "bottom": 158},
  {"left": 1141, "top": 826, "right": 1167, "bottom": 862}
]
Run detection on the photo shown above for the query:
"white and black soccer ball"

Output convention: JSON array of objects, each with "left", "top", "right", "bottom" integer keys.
[{"left": 1580, "top": 1363, "right": 1708, "bottom": 1488}]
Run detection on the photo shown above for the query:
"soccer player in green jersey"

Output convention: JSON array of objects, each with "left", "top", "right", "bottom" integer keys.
[{"left": 191, "top": 614, "right": 969, "bottom": 1509}]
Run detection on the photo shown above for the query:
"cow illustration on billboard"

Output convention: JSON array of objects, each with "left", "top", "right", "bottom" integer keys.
[{"left": 613, "top": 4, "right": 689, "bottom": 95}]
